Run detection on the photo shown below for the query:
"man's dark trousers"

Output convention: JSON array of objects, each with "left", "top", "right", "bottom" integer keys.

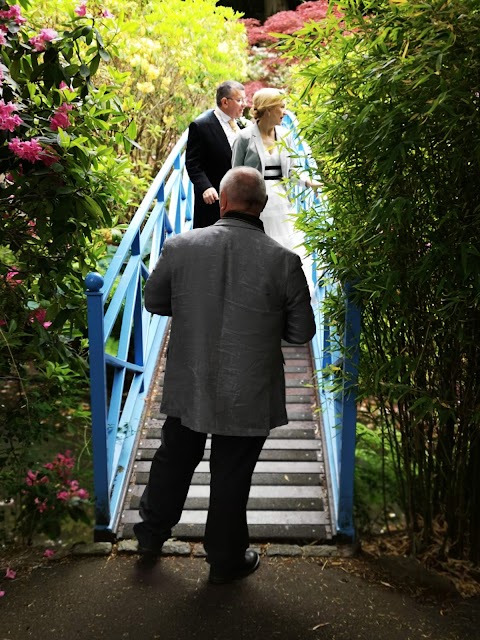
[{"left": 134, "top": 416, "right": 266, "bottom": 567}]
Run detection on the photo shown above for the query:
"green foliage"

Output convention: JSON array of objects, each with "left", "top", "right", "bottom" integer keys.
[
  {"left": 0, "top": 0, "right": 135, "bottom": 539},
  {"left": 282, "top": 0, "right": 480, "bottom": 562},
  {"left": 15, "top": 450, "right": 91, "bottom": 544},
  {"left": 355, "top": 422, "right": 402, "bottom": 535},
  {"left": 28, "top": 0, "right": 249, "bottom": 173}
]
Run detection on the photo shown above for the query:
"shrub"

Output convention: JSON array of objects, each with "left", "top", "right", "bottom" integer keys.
[
  {"left": 0, "top": 0, "right": 134, "bottom": 539},
  {"left": 16, "top": 450, "right": 90, "bottom": 543},
  {"left": 241, "top": 1, "right": 332, "bottom": 99},
  {"left": 283, "top": 0, "right": 480, "bottom": 562}
]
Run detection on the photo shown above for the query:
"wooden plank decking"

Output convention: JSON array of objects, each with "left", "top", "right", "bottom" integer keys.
[{"left": 118, "top": 340, "right": 333, "bottom": 543}]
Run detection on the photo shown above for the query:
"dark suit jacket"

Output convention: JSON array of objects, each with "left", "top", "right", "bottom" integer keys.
[{"left": 185, "top": 110, "right": 232, "bottom": 228}]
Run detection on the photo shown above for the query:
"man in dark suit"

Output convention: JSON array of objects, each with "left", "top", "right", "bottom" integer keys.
[
  {"left": 186, "top": 81, "right": 246, "bottom": 228},
  {"left": 134, "top": 167, "right": 316, "bottom": 584}
]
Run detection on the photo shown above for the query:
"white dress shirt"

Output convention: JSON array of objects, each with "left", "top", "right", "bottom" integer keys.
[{"left": 214, "top": 108, "right": 238, "bottom": 148}]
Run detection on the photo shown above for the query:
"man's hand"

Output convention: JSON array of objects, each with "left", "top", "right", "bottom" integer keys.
[{"left": 202, "top": 187, "right": 219, "bottom": 204}]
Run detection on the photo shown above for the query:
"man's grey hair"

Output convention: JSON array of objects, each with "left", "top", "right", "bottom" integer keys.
[
  {"left": 216, "top": 81, "right": 245, "bottom": 106},
  {"left": 220, "top": 167, "right": 267, "bottom": 211}
]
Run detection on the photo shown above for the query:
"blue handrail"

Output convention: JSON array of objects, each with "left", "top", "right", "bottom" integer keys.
[
  {"left": 85, "top": 130, "right": 193, "bottom": 537},
  {"left": 85, "top": 114, "right": 360, "bottom": 541},
  {"left": 283, "top": 111, "right": 361, "bottom": 539}
]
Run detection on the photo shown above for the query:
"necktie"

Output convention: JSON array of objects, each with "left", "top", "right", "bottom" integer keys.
[{"left": 228, "top": 118, "right": 239, "bottom": 133}]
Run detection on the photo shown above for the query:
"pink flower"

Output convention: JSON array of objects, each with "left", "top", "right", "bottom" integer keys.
[
  {"left": 56, "top": 491, "right": 70, "bottom": 501},
  {"left": 8, "top": 137, "right": 43, "bottom": 163},
  {"left": 75, "top": 2, "right": 87, "bottom": 16},
  {"left": 29, "top": 35, "right": 46, "bottom": 52},
  {"left": 0, "top": 590, "right": 5, "bottom": 597},
  {"left": 75, "top": 488, "right": 89, "bottom": 500},
  {"left": 69, "top": 480, "right": 79, "bottom": 491},
  {"left": 59, "top": 80, "right": 73, "bottom": 91},
  {"left": 30, "top": 308, "right": 52, "bottom": 328},
  {"left": 25, "top": 470, "right": 38, "bottom": 486},
  {"left": 0, "top": 5, "right": 26, "bottom": 25},
  {"left": 29, "top": 29, "right": 58, "bottom": 53},
  {"left": 57, "top": 451, "right": 75, "bottom": 469},
  {"left": 44, "top": 462, "right": 55, "bottom": 470},
  {"left": 50, "top": 104, "right": 72, "bottom": 131},
  {"left": 34, "top": 497, "right": 48, "bottom": 513},
  {"left": 0, "top": 32, "right": 6, "bottom": 46},
  {"left": 40, "top": 28, "right": 57, "bottom": 42},
  {"left": 6, "top": 270, "right": 22, "bottom": 286},
  {"left": 5, "top": 568, "right": 16, "bottom": 580},
  {"left": 43, "top": 549, "right": 55, "bottom": 558},
  {"left": 39, "top": 475, "right": 49, "bottom": 484},
  {"left": 0, "top": 100, "right": 24, "bottom": 132},
  {"left": 102, "top": 8, "right": 114, "bottom": 18}
]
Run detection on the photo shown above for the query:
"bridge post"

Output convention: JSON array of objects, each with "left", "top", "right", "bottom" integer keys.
[
  {"left": 85, "top": 272, "right": 111, "bottom": 534},
  {"left": 337, "top": 281, "right": 361, "bottom": 541}
]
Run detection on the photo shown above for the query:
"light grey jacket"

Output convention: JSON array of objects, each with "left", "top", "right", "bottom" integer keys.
[
  {"left": 144, "top": 217, "right": 316, "bottom": 437},
  {"left": 232, "top": 123, "right": 305, "bottom": 183}
]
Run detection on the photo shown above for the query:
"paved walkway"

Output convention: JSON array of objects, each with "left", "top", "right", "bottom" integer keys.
[{"left": 0, "top": 546, "right": 479, "bottom": 640}]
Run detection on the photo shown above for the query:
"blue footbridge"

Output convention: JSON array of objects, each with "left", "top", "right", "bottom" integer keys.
[{"left": 85, "top": 114, "right": 361, "bottom": 546}]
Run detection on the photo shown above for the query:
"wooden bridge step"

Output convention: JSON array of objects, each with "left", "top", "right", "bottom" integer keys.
[
  {"left": 138, "top": 449, "right": 320, "bottom": 462},
  {"left": 128, "top": 495, "right": 324, "bottom": 511},
  {"left": 134, "top": 460, "right": 322, "bottom": 474},
  {"left": 117, "top": 340, "right": 333, "bottom": 543},
  {"left": 121, "top": 522, "right": 328, "bottom": 541},
  {"left": 127, "top": 484, "right": 323, "bottom": 499},
  {"left": 137, "top": 438, "right": 322, "bottom": 450},
  {"left": 133, "top": 472, "right": 323, "bottom": 486},
  {"left": 123, "top": 509, "right": 328, "bottom": 526},
  {"left": 142, "top": 424, "right": 319, "bottom": 440}
]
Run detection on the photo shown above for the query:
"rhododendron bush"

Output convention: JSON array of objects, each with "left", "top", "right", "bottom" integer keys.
[
  {"left": 18, "top": 450, "right": 91, "bottom": 542},
  {"left": 0, "top": 0, "right": 135, "bottom": 541},
  {"left": 241, "top": 1, "right": 333, "bottom": 101}
]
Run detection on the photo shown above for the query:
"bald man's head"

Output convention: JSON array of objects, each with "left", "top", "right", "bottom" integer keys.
[{"left": 219, "top": 167, "right": 268, "bottom": 218}]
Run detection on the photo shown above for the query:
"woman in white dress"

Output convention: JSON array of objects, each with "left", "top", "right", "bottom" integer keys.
[{"left": 231, "top": 88, "right": 318, "bottom": 290}]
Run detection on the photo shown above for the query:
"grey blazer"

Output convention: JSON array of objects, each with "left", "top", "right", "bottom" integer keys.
[
  {"left": 232, "top": 123, "right": 303, "bottom": 182},
  {"left": 144, "top": 217, "right": 316, "bottom": 437}
]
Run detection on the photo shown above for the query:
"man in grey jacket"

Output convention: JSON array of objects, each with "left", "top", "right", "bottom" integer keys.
[{"left": 134, "top": 167, "right": 316, "bottom": 583}]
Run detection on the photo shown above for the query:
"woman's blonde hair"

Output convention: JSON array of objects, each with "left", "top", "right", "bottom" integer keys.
[{"left": 251, "top": 88, "right": 286, "bottom": 121}]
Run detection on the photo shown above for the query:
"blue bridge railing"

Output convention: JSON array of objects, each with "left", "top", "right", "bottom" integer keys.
[
  {"left": 85, "top": 130, "right": 193, "bottom": 538},
  {"left": 85, "top": 115, "right": 360, "bottom": 541}
]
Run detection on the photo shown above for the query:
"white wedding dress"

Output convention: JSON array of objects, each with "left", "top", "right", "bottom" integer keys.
[{"left": 260, "top": 145, "right": 315, "bottom": 292}]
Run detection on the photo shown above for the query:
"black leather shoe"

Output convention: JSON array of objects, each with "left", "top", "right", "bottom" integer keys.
[
  {"left": 135, "top": 548, "right": 161, "bottom": 571},
  {"left": 208, "top": 549, "right": 260, "bottom": 585}
]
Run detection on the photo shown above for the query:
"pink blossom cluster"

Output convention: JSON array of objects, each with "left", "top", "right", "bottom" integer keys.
[
  {"left": 0, "top": 4, "right": 26, "bottom": 25},
  {"left": 57, "top": 480, "right": 89, "bottom": 502},
  {"left": 242, "top": 1, "right": 332, "bottom": 46},
  {"left": 29, "top": 28, "right": 58, "bottom": 53},
  {"left": 30, "top": 308, "right": 52, "bottom": 329},
  {"left": 75, "top": 2, "right": 114, "bottom": 18},
  {"left": 0, "top": 24, "right": 7, "bottom": 46},
  {"left": 8, "top": 137, "right": 58, "bottom": 167},
  {"left": 8, "top": 137, "right": 43, "bottom": 162},
  {"left": 0, "top": 99, "right": 23, "bottom": 132},
  {"left": 24, "top": 451, "right": 89, "bottom": 514},
  {"left": 50, "top": 103, "right": 73, "bottom": 131},
  {"left": 3, "top": 269, "right": 54, "bottom": 329},
  {"left": 44, "top": 451, "right": 77, "bottom": 471}
]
